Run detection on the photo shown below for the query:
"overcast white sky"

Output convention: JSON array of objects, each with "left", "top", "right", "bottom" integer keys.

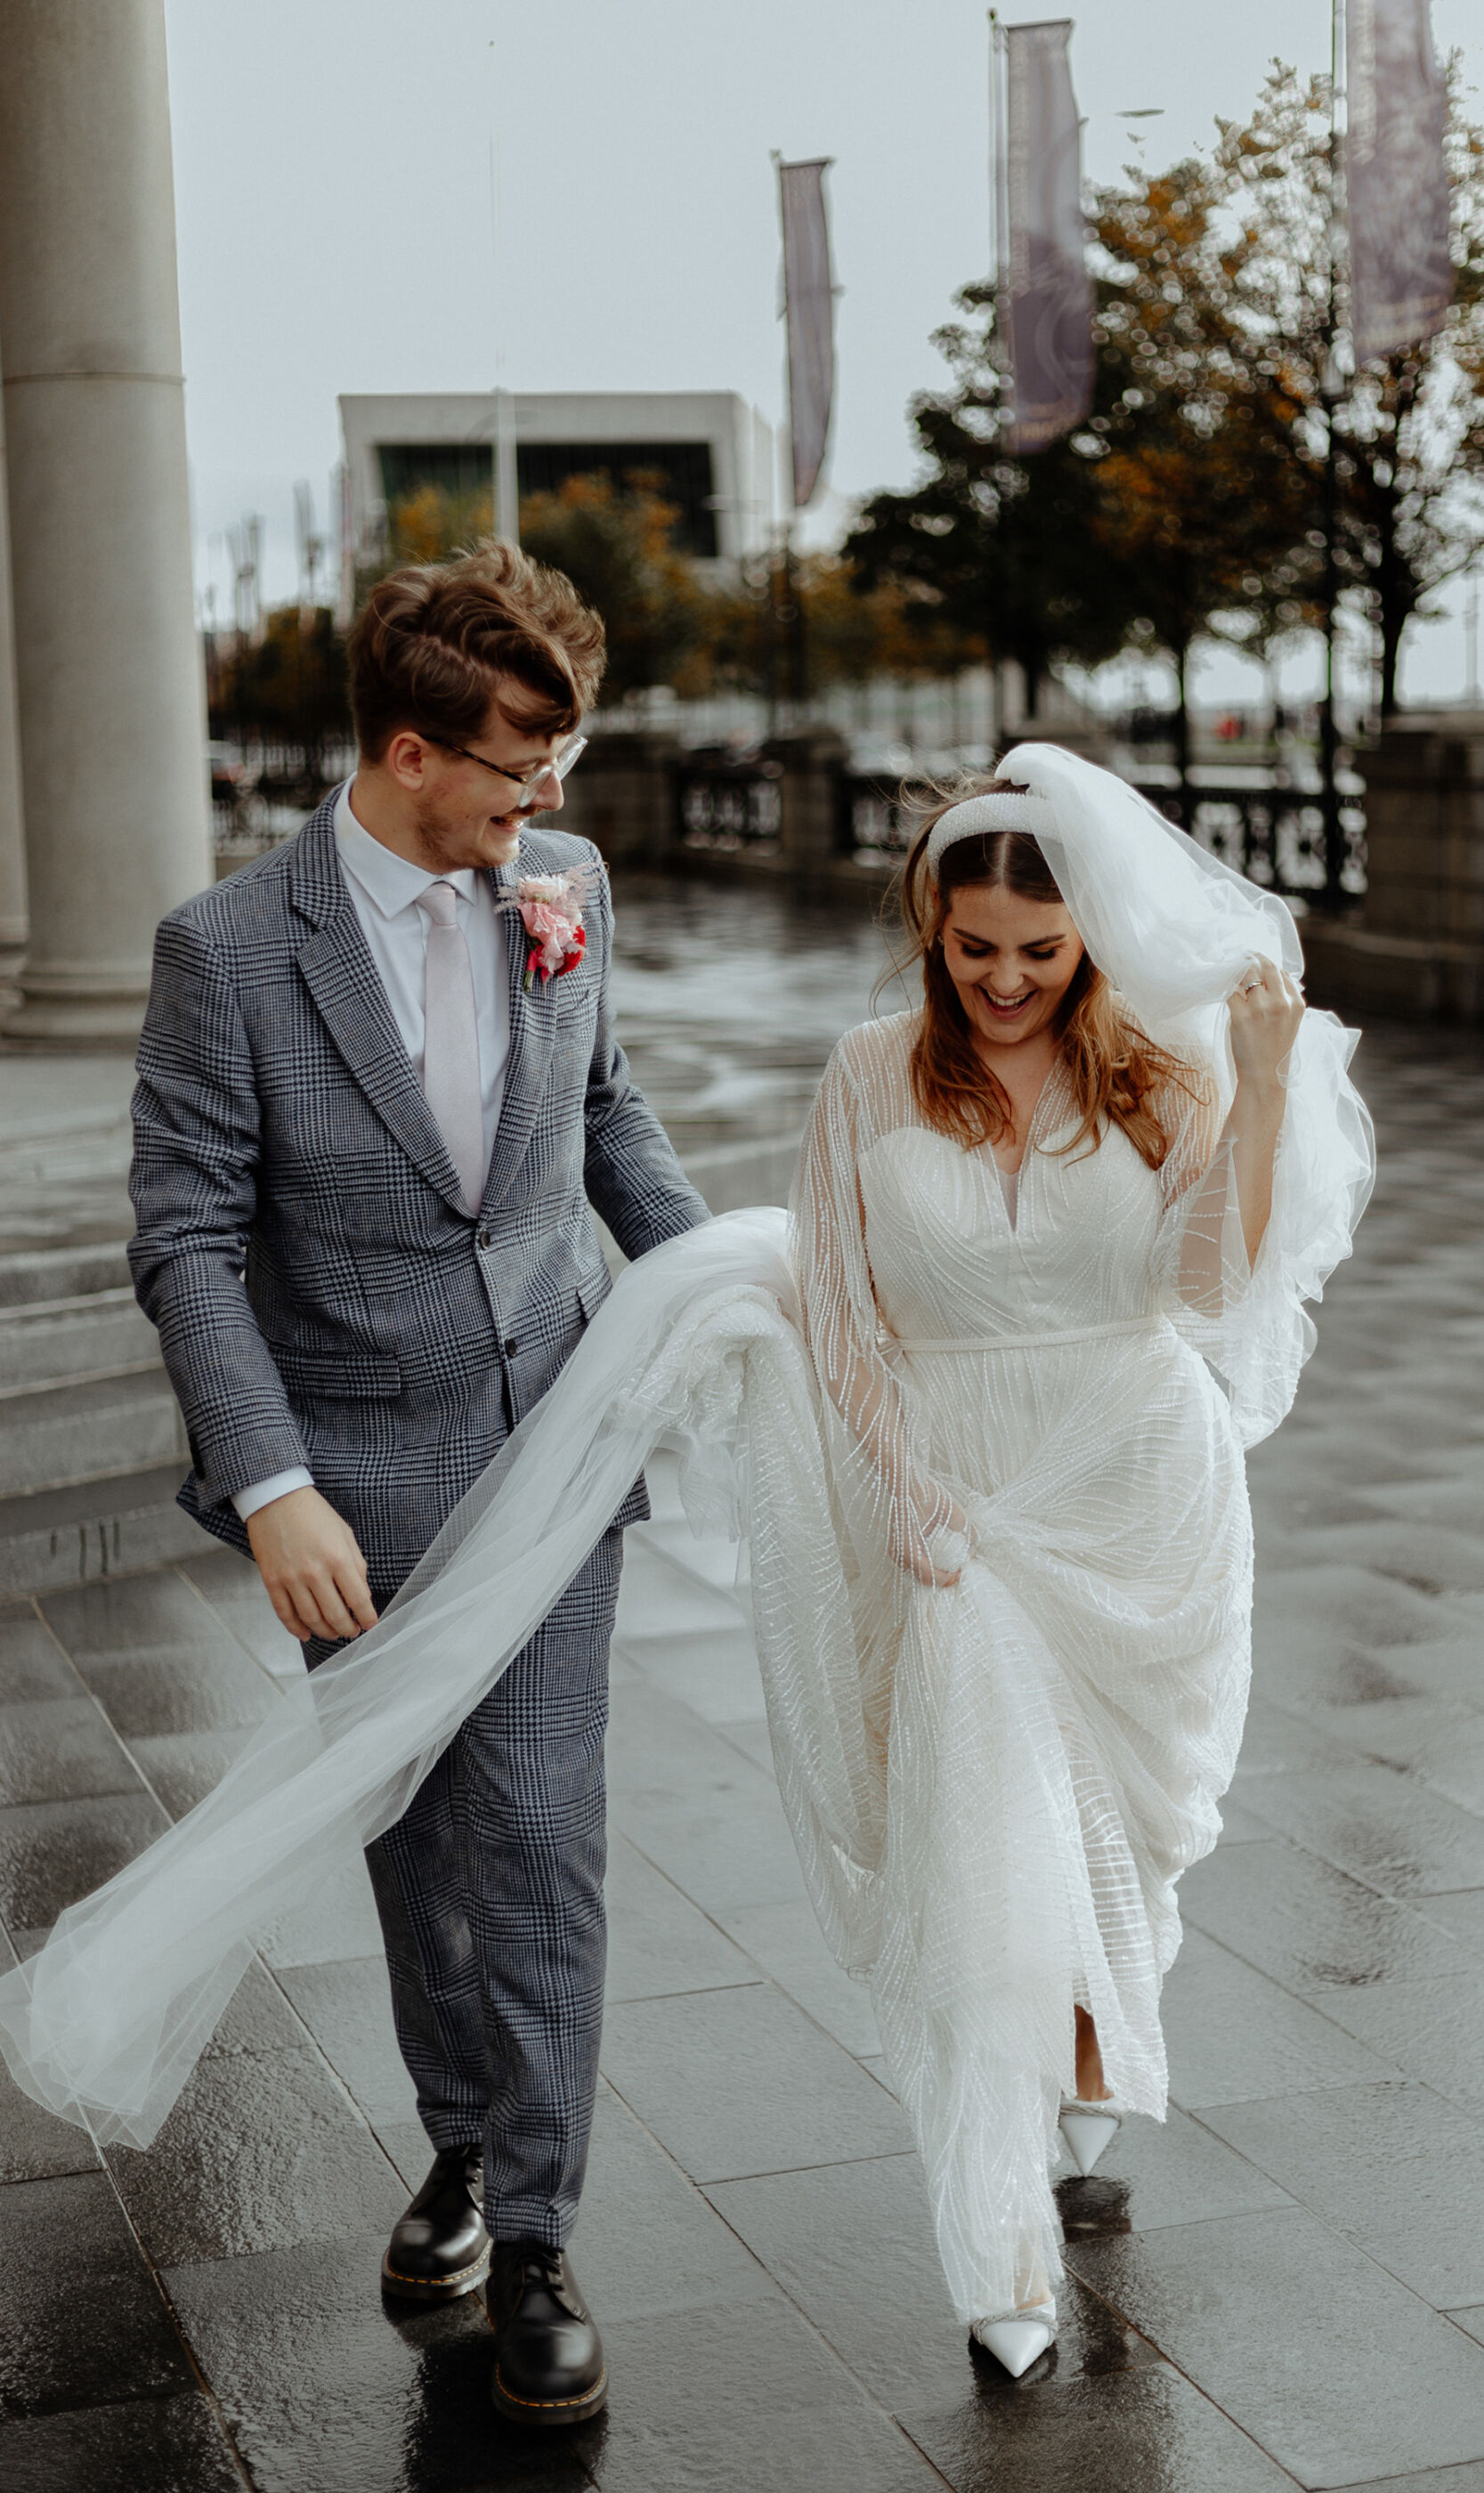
[{"left": 165, "top": 0, "right": 1482, "bottom": 703}]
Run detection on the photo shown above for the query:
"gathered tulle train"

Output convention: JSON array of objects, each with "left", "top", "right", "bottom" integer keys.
[{"left": 0, "top": 743, "right": 1377, "bottom": 2326}]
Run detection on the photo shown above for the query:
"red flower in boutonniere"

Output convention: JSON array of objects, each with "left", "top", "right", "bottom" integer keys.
[{"left": 507, "top": 872, "right": 591, "bottom": 995}]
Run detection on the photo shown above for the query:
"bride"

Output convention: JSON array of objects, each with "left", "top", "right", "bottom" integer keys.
[{"left": 0, "top": 743, "right": 1373, "bottom": 2383}]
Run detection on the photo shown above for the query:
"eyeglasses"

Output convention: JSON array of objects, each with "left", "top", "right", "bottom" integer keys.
[{"left": 423, "top": 733, "right": 588, "bottom": 815}]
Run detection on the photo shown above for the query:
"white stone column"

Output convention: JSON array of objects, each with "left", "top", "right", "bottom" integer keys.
[
  {"left": 0, "top": 369, "right": 28, "bottom": 1005},
  {"left": 0, "top": 0, "right": 211, "bottom": 1046}
]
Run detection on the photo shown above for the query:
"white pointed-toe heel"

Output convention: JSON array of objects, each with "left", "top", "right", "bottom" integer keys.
[
  {"left": 970, "top": 2298, "right": 1058, "bottom": 2379},
  {"left": 1058, "top": 2097, "right": 1121, "bottom": 2178}
]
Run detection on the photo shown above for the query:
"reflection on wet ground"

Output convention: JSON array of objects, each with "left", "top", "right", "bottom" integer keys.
[
  {"left": 2, "top": 913, "right": 1483, "bottom": 2489},
  {"left": 610, "top": 872, "right": 906, "bottom": 1153},
  {"left": 0, "top": 875, "right": 893, "bottom": 1256}
]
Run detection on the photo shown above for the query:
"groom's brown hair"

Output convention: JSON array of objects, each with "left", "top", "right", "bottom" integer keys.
[{"left": 348, "top": 539, "right": 606, "bottom": 759}]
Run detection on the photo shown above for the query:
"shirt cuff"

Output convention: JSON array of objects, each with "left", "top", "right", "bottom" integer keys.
[{"left": 232, "top": 1467, "right": 315, "bottom": 1523}]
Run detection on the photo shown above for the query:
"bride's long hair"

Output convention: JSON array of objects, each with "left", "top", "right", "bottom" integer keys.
[{"left": 890, "top": 778, "right": 1205, "bottom": 1167}]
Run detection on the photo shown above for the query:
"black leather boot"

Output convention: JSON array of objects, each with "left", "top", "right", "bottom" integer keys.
[
  {"left": 488, "top": 2240, "right": 607, "bottom": 2427},
  {"left": 381, "top": 2145, "right": 491, "bottom": 2302}
]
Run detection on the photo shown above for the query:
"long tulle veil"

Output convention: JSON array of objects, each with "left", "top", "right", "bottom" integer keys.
[
  {"left": 0, "top": 1208, "right": 809, "bottom": 2150},
  {"left": 0, "top": 743, "right": 1375, "bottom": 2319}
]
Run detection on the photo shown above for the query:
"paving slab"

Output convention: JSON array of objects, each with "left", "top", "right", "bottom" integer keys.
[
  {"left": 604, "top": 1830, "right": 757, "bottom": 2003},
  {"left": 165, "top": 2236, "right": 584, "bottom": 2493},
  {"left": 127, "top": 1723, "right": 269, "bottom": 1818},
  {"left": 707, "top": 2149, "right": 1157, "bottom": 2415},
  {"left": 56, "top": 1639, "right": 281, "bottom": 1741},
  {"left": 255, "top": 1829, "right": 386, "bottom": 1969},
  {"left": 715, "top": 1895, "right": 882, "bottom": 2057},
  {"left": 1163, "top": 1927, "right": 1405, "bottom": 2108},
  {"left": 2, "top": 1018, "right": 1481, "bottom": 2486},
  {"left": 583, "top": 2296, "right": 942, "bottom": 2493},
  {"left": 1419, "top": 1888, "right": 1484, "bottom": 1953},
  {"left": 0, "top": 2169, "right": 196, "bottom": 2419},
  {"left": 274, "top": 1955, "right": 422, "bottom": 2130},
  {"left": 178, "top": 1546, "right": 305, "bottom": 1679},
  {"left": 1237, "top": 1760, "right": 1484, "bottom": 1898},
  {"left": 1179, "top": 1836, "right": 1472, "bottom": 1994},
  {"left": 898, "top": 2361, "right": 1302, "bottom": 2493},
  {"left": 0, "top": 2392, "right": 244, "bottom": 2493},
  {"left": 0, "top": 1609, "right": 80, "bottom": 1705},
  {"left": 1290, "top": 1972, "right": 1484, "bottom": 2124},
  {"left": 1326, "top": 2470, "right": 1484, "bottom": 2493},
  {"left": 568, "top": 2083, "right": 783, "bottom": 2325},
  {"left": 103, "top": 2043, "right": 407, "bottom": 2267},
  {"left": 1066, "top": 2205, "right": 1484, "bottom": 2486},
  {"left": 37, "top": 1568, "right": 236, "bottom": 1659},
  {"left": 0, "top": 1788, "right": 169, "bottom": 1929},
  {"left": 1051, "top": 2099, "right": 1296, "bottom": 2234},
  {"left": 1199, "top": 2080, "right": 1484, "bottom": 2307},
  {"left": 599, "top": 1982, "right": 911, "bottom": 2181},
  {"left": 0, "top": 1694, "right": 143, "bottom": 1806}
]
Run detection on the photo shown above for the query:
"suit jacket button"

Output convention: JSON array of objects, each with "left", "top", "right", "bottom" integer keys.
[
  {"left": 504, "top": 1337, "right": 518, "bottom": 1357},
  {"left": 477, "top": 1226, "right": 491, "bottom": 1249}
]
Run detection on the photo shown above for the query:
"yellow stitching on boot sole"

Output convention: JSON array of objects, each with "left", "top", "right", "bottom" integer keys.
[
  {"left": 493, "top": 2365, "right": 608, "bottom": 2411},
  {"left": 383, "top": 2250, "right": 491, "bottom": 2286}
]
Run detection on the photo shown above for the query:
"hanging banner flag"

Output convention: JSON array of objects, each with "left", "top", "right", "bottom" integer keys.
[
  {"left": 1347, "top": 0, "right": 1453, "bottom": 363},
  {"left": 999, "top": 19, "right": 1093, "bottom": 455},
  {"left": 777, "top": 157, "right": 835, "bottom": 510}
]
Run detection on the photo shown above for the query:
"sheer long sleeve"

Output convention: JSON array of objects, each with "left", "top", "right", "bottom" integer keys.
[
  {"left": 1153, "top": 1012, "right": 1375, "bottom": 1447},
  {"left": 790, "top": 1034, "right": 966, "bottom": 1584}
]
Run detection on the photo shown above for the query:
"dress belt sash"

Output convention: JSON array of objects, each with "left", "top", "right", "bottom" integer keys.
[{"left": 892, "top": 1311, "right": 1169, "bottom": 1357}]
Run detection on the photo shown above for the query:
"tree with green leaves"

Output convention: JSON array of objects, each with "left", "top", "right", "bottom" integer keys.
[
  {"left": 1210, "top": 60, "right": 1484, "bottom": 716},
  {"left": 1083, "top": 154, "right": 1318, "bottom": 781},
  {"left": 845, "top": 153, "right": 1317, "bottom": 780},
  {"left": 842, "top": 290, "right": 1129, "bottom": 720},
  {"left": 517, "top": 472, "right": 711, "bottom": 703},
  {"left": 207, "top": 605, "right": 351, "bottom": 775}
]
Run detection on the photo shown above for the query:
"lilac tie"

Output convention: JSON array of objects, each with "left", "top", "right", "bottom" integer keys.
[{"left": 416, "top": 881, "right": 485, "bottom": 1214}]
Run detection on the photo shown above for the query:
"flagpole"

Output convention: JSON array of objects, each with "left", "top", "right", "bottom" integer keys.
[
  {"left": 987, "top": 11, "right": 1007, "bottom": 751},
  {"left": 1320, "top": 0, "right": 1347, "bottom": 906},
  {"left": 988, "top": 12, "right": 1003, "bottom": 298}
]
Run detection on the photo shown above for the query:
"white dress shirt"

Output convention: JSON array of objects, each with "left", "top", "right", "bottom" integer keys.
[{"left": 233, "top": 783, "right": 512, "bottom": 1524}]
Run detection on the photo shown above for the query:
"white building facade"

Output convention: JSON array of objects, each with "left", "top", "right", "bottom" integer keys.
[{"left": 338, "top": 389, "right": 777, "bottom": 610}]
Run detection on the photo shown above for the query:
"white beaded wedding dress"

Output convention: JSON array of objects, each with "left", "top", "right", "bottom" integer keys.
[{"left": 0, "top": 744, "right": 1374, "bottom": 2330}]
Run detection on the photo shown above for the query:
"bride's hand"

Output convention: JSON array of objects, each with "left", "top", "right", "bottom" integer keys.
[
  {"left": 1228, "top": 960, "right": 1304, "bottom": 1092},
  {"left": 894, "top": 1501, "right": 970, "bottom": 1588}
]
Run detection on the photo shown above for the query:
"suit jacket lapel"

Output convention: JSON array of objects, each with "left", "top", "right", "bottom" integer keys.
[
  {"left": 289, "top": 800, "right": 472, "bottom": 1219},
  {"left": 481, "top": 845, "right": 556, "bottom": 1214}
]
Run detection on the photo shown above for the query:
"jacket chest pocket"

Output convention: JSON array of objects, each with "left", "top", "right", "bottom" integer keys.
[{"left": 275, "top": 1348, "right": 403, "bottom": 1401}]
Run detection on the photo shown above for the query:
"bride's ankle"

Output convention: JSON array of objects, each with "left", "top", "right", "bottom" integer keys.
[{"left": 1073, "top": 2005, "right": 1109, "bottom": 2103}]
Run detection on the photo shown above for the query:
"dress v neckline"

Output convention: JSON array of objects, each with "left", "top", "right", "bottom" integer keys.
[{"left": 987, "top": 1056, "right": 1071, "bottom": 1232}]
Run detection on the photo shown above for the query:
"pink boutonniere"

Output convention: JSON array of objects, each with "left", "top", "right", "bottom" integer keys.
[{"left": 505, "top": 869, "right": 596, "bottom": 995}]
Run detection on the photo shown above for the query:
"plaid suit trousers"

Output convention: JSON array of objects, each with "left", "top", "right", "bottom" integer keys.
[{"left": 311, "top": 1523, "right": 621, "bottom": 2247}]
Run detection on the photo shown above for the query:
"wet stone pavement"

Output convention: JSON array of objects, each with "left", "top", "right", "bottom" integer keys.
[{"left": 2, "top": 943, "right": 1484, "bottom": 2486}]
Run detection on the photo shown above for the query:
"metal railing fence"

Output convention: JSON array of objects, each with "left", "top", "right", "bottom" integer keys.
[{"left": 674, "top": 759, "right": 783, "bottom": 856}]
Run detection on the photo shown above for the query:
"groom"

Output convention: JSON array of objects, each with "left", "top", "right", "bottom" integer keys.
[{"left": 128, "top": 541, "right": 708, "bottom": 2428}]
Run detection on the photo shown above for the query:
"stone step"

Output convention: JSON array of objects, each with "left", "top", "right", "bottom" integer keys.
[
  {"left": 0, "top": 1284, "right": 160, "bottom": 1394},
  {"left": 0, "top": 1239, "right": 133, "bottom": 1307},
  {"left": 0, "top": 1367, "right": 187, "bottom": 1500},
  {"left": 0, "top": 1462, "right": 203, "bottom": 1601}
]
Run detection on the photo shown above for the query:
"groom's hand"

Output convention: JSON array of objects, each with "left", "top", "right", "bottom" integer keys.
[{"left": 246, "top": 1486, "right": 379, "bottom": 1644}]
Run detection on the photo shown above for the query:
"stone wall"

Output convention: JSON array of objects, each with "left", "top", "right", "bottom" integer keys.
[{"left": 1302, "top": 714, "right": 1484, "bottom": 1024}]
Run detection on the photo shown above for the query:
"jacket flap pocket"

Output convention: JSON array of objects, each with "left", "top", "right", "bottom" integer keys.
[
  {"left": 276, "top": 1349, "right": 403, "bottom": 1400},
  {"left": 576, "top": 1266, "right": 612, "bottom": 1325}
]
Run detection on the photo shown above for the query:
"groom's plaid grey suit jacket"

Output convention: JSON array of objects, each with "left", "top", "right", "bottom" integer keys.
[{"left": 128, "top": 793, "right": 708, "bottom": 1591}]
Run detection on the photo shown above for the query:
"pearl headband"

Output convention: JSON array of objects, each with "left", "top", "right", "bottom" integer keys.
[{"left": 924, "top": 789, "right": 1060, "bottom": 883}]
